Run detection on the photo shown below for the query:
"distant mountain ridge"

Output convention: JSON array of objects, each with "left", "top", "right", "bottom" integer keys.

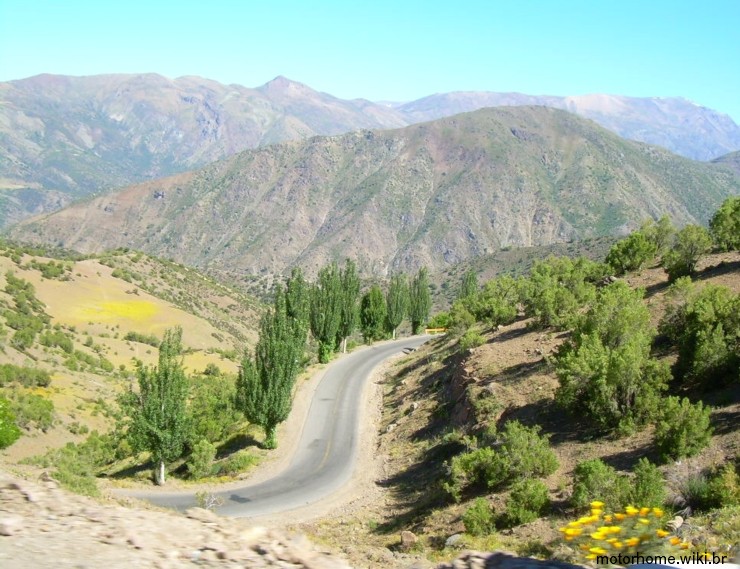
[
  {"left": 1, "top": 73, "right": 740, "bottom": 228},
  {"left": 11, "top": 107, "right": 740, "bottom": 276}
]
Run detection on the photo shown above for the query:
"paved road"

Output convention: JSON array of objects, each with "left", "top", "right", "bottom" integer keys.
[{"left": 131, "top": 336, "right": 430, "bottom": 518}]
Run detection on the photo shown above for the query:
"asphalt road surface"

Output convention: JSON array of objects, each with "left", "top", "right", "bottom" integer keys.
[{"left": 132, "top": 336, "right": 430, "bottom": 518}]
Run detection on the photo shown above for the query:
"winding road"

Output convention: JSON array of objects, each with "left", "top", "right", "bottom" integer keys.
[{"left": 130, "top": 336, "right": 430, "bottom": 518}]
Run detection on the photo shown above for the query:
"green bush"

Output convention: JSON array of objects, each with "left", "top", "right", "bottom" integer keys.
[
  {"left": 40, "top": 330, "right": 74, "bottom": 353},
  {"left": 187, "top": 439, "right": 217, "bottom": 479},
  {"left": 662, "top": 224, "right": 712, "bottom": 281},
  {"left": 427, "top": 312, "right": 450, "bottom": 329},
  {"left": 654, "top": 396, "right": 712, "bottom": 461},
  {"left": 0, "top": 364, "right": 52, "bottom": 387},
  {"left": 707, "top": 463, "right": 740, "bottom": 507},
  {"left": 7, "top": 390, "right": 54, "bottom": 431},
  {"left": 521, "top": 256, "right": 605, "bottom": 330},
  {"left": 217, "top": 451, "right": 258, "bottom": 476},
  {"left": 640, "top": 215, "right": 675, "bottom": 256},
  {"left": 606, "top": 232, "right": 657, "bottom": 275},
  {"left": 503, "top": 478, "right": 549, "bottom": 527},
  {"left": 555, "top": 282, "right": 669, "bottom": 432},
  {"left": 444, "top": 421, "right": 558, "bottom": 501},
  {"left": 471, "top": 276, "right": 520, "bottom": 327},
  {"left": 462, "top": 497, "right": 495, "bottom": 536},
  {"left": 189, "top": 373, "right": 241, "bottom": 444},
  {"left": 628, "top": 458, "right": 666, "bottom": 507},
  {"left": 0, "top": 395, "right": 21, "bottom": 449},
  {"left": 123, "top": 331, "right": 160, "bottom": 347},
  {"left": 448, "top": 300, "right": 476, "bottom": 335},
  {"left": 571, "top": 459, "right": 629, "bottom": 512},
  {"left": 659, "top": 280, "right": 739, "bottom": 388},
  {"left": 458, "top": 329, "right": 485, "bottom": 351},
  {"left": 709, "top": 196, "right": 740, "bottom": 251}
]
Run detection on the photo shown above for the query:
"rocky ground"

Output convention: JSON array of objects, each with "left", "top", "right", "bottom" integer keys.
[{"left": 0, "top": 471, "right": 587, "bottom": 569}]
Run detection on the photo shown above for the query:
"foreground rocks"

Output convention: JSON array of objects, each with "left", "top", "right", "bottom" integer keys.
[
  {"left": 0, "top": 471, "right": 351, "bottom": 569},
  {"left": 0, "top": 471, "right": 585, "bottom": 569}
]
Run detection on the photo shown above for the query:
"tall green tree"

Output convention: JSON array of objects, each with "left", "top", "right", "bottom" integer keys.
[
  {"left": 385, "top": 273, "right": 409, "bottom": 339},
  {"left": 458, "top": 269, "right": 478, "bottom": 301},
  {"left": 709, "top": 196, "right": 740, "bottom": 251},
  {"left": 360, "top": 285, "right": 387, "bottom": 342},
  {"left": 285, "top": 267, "right": 310, "bottom": 329},
  {"left": 409, "top": 266, "right": 432, "bottom": 335},
  {"left": 124, "top": 327, "right": 190, "bottom": 485},
  {"left": 662, "top": 224, "right": 712, "bottom": 281},
  {"left": 236, "top": 289, "right": 304, "bottom": 449},
  {"left": 309, "top": 262, "right": 343, "bottom": 363},
  {"left": 336, "top": 259, "right": 360, "bottom": 353},
  {"left": 0, "top": 395, "right": 21, "bottom": 449}
]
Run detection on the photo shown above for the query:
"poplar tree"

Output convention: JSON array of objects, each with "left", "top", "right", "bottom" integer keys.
[
  {"left": 458, "top": 269, "right": 478, "bottom": 301},
  {"left": 125, "top": 327, "right": 190, "bottom": 485},
  {"left": 409, "top": 266, "right": 432, "bottom": 335},
  {"left": 336, "top": 259, "right": 360, "bottom": 353},
  {"left": 236, "top": 289, "right": 303, "bottom": 449},
  {"left": 385, "top": 273, "right": 408, "bottom": 339},
  {"left": 309, "top": 262, "right": 343, "bottom": 363},
  {"left": 360, "top": 284, "right": 387, "bottom": 342}
]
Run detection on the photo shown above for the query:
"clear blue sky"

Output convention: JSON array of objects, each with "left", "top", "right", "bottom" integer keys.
[{"left": 1, "top": 0, "right": 739, "bottom": 121}]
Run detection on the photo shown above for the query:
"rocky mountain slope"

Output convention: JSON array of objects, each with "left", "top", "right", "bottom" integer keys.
[
  {"left": 11, "top": 107, "right": 740, "bottom": 276},
  {"left": 0, "top": 74, "right": 406, "bottom": 226},
  {"left": 2, "top": 73, "right": 740, "bottom": 227},
  {"left": 396, "top": 92, "right": 740, "bottom": 161}
]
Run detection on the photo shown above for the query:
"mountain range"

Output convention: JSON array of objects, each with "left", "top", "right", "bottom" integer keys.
[
  {"left": 12, "top": 106, "right": 740, "bottom": 276},
  {"left": 1, "top": 73, "right": 740, "bottom": 227}
]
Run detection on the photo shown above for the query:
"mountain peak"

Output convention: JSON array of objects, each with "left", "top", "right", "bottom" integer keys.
[{"left": 258, "top": 75, "right": 314, "bottom": 96}]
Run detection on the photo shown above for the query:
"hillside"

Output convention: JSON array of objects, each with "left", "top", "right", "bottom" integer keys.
[
  {"left": 713, "top": 150, "right": 740, "bottom": 176},
  {"left": 2, "top": 74, "right": 740, "bottom": 227},
  {"left": 0, "top": 73, "right": 406, "bottom": 226},
  {"left": 295, "top": 251, "right": 740, "bottom": 568},
  {"left": 395, "top": 92, "right": 740, "bottom": 161},
  {"left": 0, "top": 242, "right": 259, "bottom": 466},
  {"left": 11, "top": 107, "right": 740, "bottom": 276}
]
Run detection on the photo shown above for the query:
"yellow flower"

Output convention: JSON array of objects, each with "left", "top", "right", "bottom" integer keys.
[
  {"left": 565, "top": 528, "right": 583, "bottom": 537},
  {"left": 625, "top": 506, "right": 639, "bottom": 516},
  {"left": 606, "top": 538, "right": 618, "bottom": 544},
  {"left": 656, "top": 529, "right": 669, "bottom": 538},
  {"left": 604, "top": 514, "right": 613, "bottom": 523},
  {"left": 591, "top": 532, "right": 606, "bottom": 540},
  {"left": 638, "top": 518, "right": 650, "bottom": 525},
  {"left": 591, "top": 508, "right": 603, "bottom": 517},
  {"left": 614, "top": 513, "right": 626, "bottom": 521},
  {"left": 586, "top": 554, "right": 597, "bottom": 560},
  {"left": 589, "top": 547, "right": 608, "bottom": 555},
  {"left": 568, "top": 521, "right": 582, "bottom": 528},
  {"left": 652, "top": 507, "right": 664, "bottom": 517},
  {"left": 608, "top": 526, "right": 622, "bottom": 534},
  {"left": 625, "top": 537, "right": 641, "bottom": 547},
  {"left": 590, "top": 501, "right": 605, "bottom": 508},
  {"left": 680, "top": 542, "right": 690, "bottom": 550},
  {"left": 559, "top": 527, "right": 567, "bottom": 533},
  {"left": 639, "top": 507, "right": 651, "bottom": 516},
  {"left": 669, "top": 537, "right": 682, "bottom": 546},
  {"left": 613, "top": 541, "right": 623, "bottom": 549}
]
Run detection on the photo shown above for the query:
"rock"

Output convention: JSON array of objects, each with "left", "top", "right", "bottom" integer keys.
[
  {"left": 400, "top": 530, "right": 418, "bottom": 551},
  {"left": 386, "top": 423, "right": 398, "bottom": 433},
  {"left": 667, "top": 515, "right": 683, "bottom": 531},
  {"left": 0, "top": 516, "right": 22, "bottom": 536},
  {"left": 445, "top": 533, "right": 463, "bottom": 548}
]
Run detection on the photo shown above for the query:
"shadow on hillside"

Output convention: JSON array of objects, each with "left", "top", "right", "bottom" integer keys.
[
  {"left": 486, "top": 324, "right": 531, "bottom": 345},
  {"left": 393, "top": 336, "right": 451, "bottom": 378},
  {"left": 481, "top": 358, "right": 547, "bottom": 388},
  {"left": 374, "top": 441, "right": 456, "bottom": 535},
  {"left": 644, "top": 279, "right": 670, "bottom": 298},
  {"left": 216, "top": 432, "right": 262, "bottom": 456},
  {"left": 601, "top": 444, "right": 659, "bottom": 471},
  {"left": 712, "top": 408, "right": 740, "bottom": 436},
  {"left": 108, "top": 460, "right": 153, "bottom": 480},
  {"left": 697, "top": 258, "right": 740, "bottom": 282},
  {"left": 498, "top": 397, "right": 600, "bottom": 446}
]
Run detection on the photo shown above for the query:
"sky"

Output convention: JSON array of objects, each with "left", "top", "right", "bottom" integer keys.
[{"left": 1, "top": 0, "right": 739, "bottom": 121}]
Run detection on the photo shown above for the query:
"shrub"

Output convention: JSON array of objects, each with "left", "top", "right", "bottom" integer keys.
[
  {"left": 458, "top": 329, "right": 484, "bottom": 351},
  {"left": 40, "top": 330, "right": 74, "bottom": 353},
  {"left": 187, "top": 439, "right": 217, "bottom": 479},
  {"left": 0, "top": 364, "right": 52, "bottom": 387},
  {"left": 217, "top": 451, "right": 258, "bottom": 476},
  {"left": 503, "top": 478, "right": 549, "bottom": 527},
  {"left": 471, "top": 276, "right": 520, "bottom": 327},
  {"left": 628, "top": 458, "right": 666, "bottom": 507},
  {"left": 654, "top": 396, "right": 712, "bottom": 461},
  {"left": 572, "top": 459, "right": 629, "bottom": 512},
  {"left": 640, "top": 215, "right": 675, "bottom": 255},
  {"left": 7, "top": 391, "right": 54, "bottom": 431},
  {"left": 606, "top": 232, "right": 657, "bottom": 275},
  {"left": 427, "top": 312, "right": 450, "bottom": 329},
  {"left": 0, "top": 395, "right": 21, "bottom": 449},
  {"left": 706, "top": 463, "right": 740, "bottom": 508},
  {"left": 444, "top": 421, "right": 558, "bottom": 501},
  {"left": 659, "top": 280, "right": 739, "bottom": 388},
  {"left": 662, "top": 224, "right": 712, "bottom": 281},
  {"left": 709, "top": 196, "right": 740, "bottom": 251},
  {"left": 189, "top": 374, "right": 241, "bottom": 444},
  {"left": 123, "top": 331, "right": 160, "bottom": 347},
  {"left": 462, "top": 497, "right": 495, "bottom": 536},
  {"left": 555, "top": 283, "right": 669, "bottom": 432},
  {"left": 448, "top": 300, "right": 475, "bottom": 335}
]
